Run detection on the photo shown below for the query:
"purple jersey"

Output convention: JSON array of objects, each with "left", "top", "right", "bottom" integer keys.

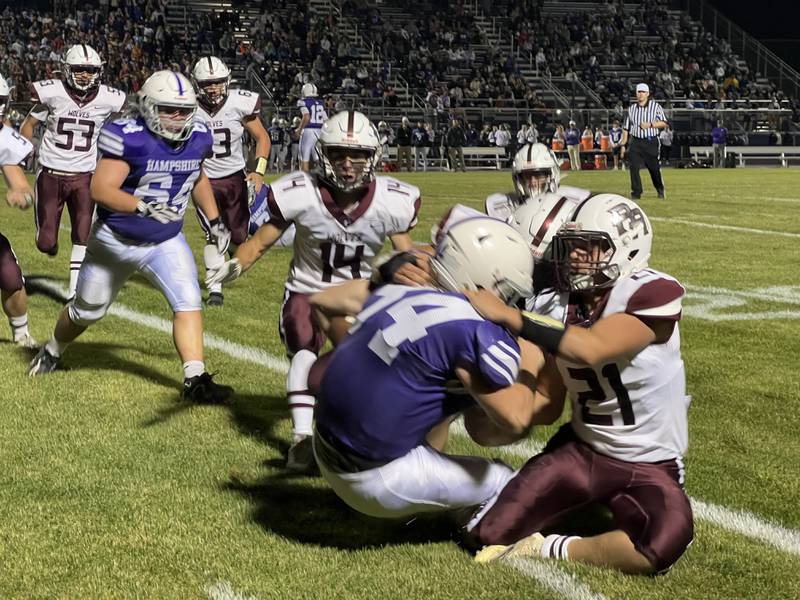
[
  {"left": 96, "top": 117, "right": 213, "bottom": 243},
  {"left": 317, "top": 285, "right": 521, "bottom": 463},
  {"left": 297, "top": 97, "right": 327, "bottom": 129}
]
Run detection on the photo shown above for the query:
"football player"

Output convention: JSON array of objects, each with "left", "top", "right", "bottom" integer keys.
[
  {"left": 0, "top": 73, "right": 38, "bottom": 348},
  {"left": 267, "top": 116, "right": 284, "bottom": 172},
  {"left": 28, "top": 71, "right": 233, "bottom": 404},
  {"left": 295, "top": 83, "right": 327, "bottom": 172},
  {"left": 192, "top": 56, "right": 271, "bottom": 307},
  {"left": 464, "top": 194, "right": 694, "bottom": 574},
  {"left": 207, "top": 110, "right": 421, "bottom": 472},
  {"left": 20, "top": 44, "right": 126, "bottom": 300},
  {"left": 485, "top": 143, "right": 590, "bottom": 223},
  {"left": 309, "top": 218, "right": 555, "bottom": 521}
]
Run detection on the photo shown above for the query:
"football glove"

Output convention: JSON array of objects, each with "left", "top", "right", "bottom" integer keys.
[
  {"left": 136, "top": 200, "right": 182, "bottom": 224},
  {"left": 206, "top": 258, "right": 242, "bottom": 288},
  {"left": 208, "top": 217, "right": 231, "bottom": 254}
]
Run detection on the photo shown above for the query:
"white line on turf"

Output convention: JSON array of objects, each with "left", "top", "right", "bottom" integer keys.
[
  {"left": 649, "top": 217, "right": 800, "bottom": 238},
  {"left": 33, "top": 279, "right": 800, "bottom": 560},
  {"left": 506, "top": 558, "right": 610, "bottom": 600},
  {"left": 206, "top": 581, "right": 257, "bottom": 600}
]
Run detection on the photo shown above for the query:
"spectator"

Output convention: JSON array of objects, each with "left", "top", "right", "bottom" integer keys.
[
  {"left": 446, "top": 118, "right": 467, "bottom": 172},
  {"left": 609, "top": 119, "right": 624, "bottom": 170},
  {"left": 711, "top": 120, "right": 727, "bottom": 167},
  {"left": 395, "top": 116, "right": 414, "bottom": 172},
  {"left": 494, "top": 124, "right": 512, "bottom": 168},
  {"left": 412, "top": 120, "right": 429, "bottom": 172},
  {"left": 565, "top": 120, "right": 581, "bottom": 171}
]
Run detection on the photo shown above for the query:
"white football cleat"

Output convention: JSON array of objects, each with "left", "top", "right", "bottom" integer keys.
[{"left": 475, "top": 532, "right": 546, "bottom": 563}]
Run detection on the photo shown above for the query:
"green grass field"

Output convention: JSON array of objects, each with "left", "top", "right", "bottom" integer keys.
[{"left": 0, "top": 168, "right": 798, "bottom": 599}]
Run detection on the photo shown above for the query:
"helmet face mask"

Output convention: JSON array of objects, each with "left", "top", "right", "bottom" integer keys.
[
  {"left": 62, "top": 44, "right": 103, "bottom": 94},
  {"left": 139, "top": 71, "right": 197, "bottom": 143},
  {"left": 552, "top": 194, "right": 652, "bottom": 292},
  {"left": 191, "top": 57, "right": 231, "bottom": 108},
  {"left": 316, "top": 110, "right": 380, "bottom": 193},
  {"left": 552, "top": 228, "right": 618, "bottom": 292},
  {"left": 512, "top": 143, "right": 560, "bottom": 201}
]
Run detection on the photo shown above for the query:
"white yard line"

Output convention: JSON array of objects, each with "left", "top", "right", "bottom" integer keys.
[
  {"left": 205, "top": 581, "right": 257, "bottom": 600},
  {"left": 650, "top": 217, "right": 800, "bottom": 238},
  {"left": 506, "top": 559, "right": 611, "bottom": 600},
  {"left": 32, "top": 278, "right": 800, "bottom": 564}
]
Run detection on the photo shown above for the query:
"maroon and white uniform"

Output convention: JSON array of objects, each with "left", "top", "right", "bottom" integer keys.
[
  {"left": 197, "top": 89, "right": 261, "bottom": 244},
  {"left": 472, "top": 268, "right": 694, "bottom": 572},
  {"left": 0, "top": 125, "right": 34, "bottom": 291},
  {"left": 267, "top": 171, "right": 420, "bottom": 355},
  {"left": 29, "top": 79, "right": 125, "bottom": 251}
]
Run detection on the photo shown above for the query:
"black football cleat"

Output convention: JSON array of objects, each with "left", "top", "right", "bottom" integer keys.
[
  {"left": 181, "top": 372, "right": 233, "bottom": 404},
  {"left": 206, "top": 292, "right": 224, "bottom": 307},
  {"left": 28, "top": 347, "right": 60, "bottom": 376}
]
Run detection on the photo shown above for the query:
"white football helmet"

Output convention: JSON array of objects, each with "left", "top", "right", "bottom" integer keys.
[
  {"left": 511, "top": 192, "right": 578, "bottom": 260},
  {"left": 301, "top": 82, "right": 318, "bottom": 98},
  {"left": 315, "top": 110, "right": 381, "bottom": 192},
  {"left": 432, "top": 217, "right": 534, "bottom": 305},
  {"left": 62, "top": 44, "right": 103, "bottom": 93},
  {"left": 191, "top": 56, "right": 231, "bottom": 107},
  {"left": 0, "top": 73, "right": 11, "bottom": 121},
  {"left": 512, "top": 143, "right": 561, "bottom": 200},
  {"left": 552, "top": 194, "right": 652, "bottom": 292},
  {"left": 138, "top": 71, "right": 197, "bottom": 143}
]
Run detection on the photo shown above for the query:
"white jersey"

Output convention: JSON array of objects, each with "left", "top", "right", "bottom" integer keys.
[
  {"left": 0, "top": 125, "right": 34, "bottom": 165},
  {"left": 531, "top": 268, "right": 689, "bottom": 463},
  {"left": 269, "top": 172, "right": 420, "bottom": 294},
  {"left": 30, "top": 80, "right": 125, "bottom": 172},
  {"left": 197, "top": 89, "right": 261, "bottom": 179}
]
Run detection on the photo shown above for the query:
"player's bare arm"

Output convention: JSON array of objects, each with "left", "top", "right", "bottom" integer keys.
[
  {"left": 389, "top": 232, "right": 414, "bottom": 252},
  {"left": 465, "top": 289, "right": 670, "bottom": 366},
  {"left": 243, "top": 114, "right": 270, "bottom": 192},
  {"left": 90, "top": 157, "right": 138, "bottom": 212},
  {"left": 296, "top": 113, "right": 310, "bottom": 136},
  {"left": 20, "top": 106, "right": 46, "bottom": 141},
  {"left": 456, "top": 338, "right": 545, "bottom": 441},
  {"left": 234, "top": 221, "right": 287, "bottom": 271},
  {"left": 310, "top": 279, "right": 370, "bottom": 323},
  {"left": 2, "top": 164, "right": 34, "bottom": 209},
  {"left": 191, "top": 171, "right": 222, "bottom": 222}
]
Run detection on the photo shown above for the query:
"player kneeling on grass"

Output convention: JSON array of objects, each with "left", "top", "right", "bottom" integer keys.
[
  {"left": 307, "top": 217, "right": 565, "bottom": 522},
  {"left": 0, "top": 72, "right": 38, "bottom": 348},
  {"left": 464, "top": 194, "right": 693, "bottom": 575},
  {"left": 28, "top": 71, "right": 233, "bottom": 404}
]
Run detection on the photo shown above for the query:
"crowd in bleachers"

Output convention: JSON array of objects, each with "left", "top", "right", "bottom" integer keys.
[{"left": 1, "top": 0, "right": 797, "bottom": 131}]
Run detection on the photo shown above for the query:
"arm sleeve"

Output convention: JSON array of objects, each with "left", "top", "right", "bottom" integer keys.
[
  {"left": 459, "top": 321, "right": 521, "bottom": 390},
  {"left": 626, "top": 278, "right": 685, "bottom": 321},
  {"left": 96, "top": 122, "right": 127, "bottom": 159}
]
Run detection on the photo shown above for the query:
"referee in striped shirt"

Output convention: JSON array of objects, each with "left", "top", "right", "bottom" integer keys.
[{"left": 622, "top": 83, "right": 668, "bottom": 199}]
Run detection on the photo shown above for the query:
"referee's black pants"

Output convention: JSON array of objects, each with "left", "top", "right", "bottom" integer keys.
[{"left": 628, "top": 137, "right": 664, "bottom": 198}]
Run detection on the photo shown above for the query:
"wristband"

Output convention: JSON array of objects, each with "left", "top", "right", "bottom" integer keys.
[
  {"left": 255, "top": 157, "right": 268, "bottom": 176},
  {"left": 520, "top": 311, "right": 566, "bottom": 355},
  {"left": 209, "top": 217, "right": 221, "bottom": 227}
]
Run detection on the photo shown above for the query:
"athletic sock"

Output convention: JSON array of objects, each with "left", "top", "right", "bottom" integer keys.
[{"left": 541, "top": 534, "right": 582, "bottom": 560}]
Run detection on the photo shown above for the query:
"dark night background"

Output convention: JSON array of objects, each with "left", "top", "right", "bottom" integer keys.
[{"left": 705, "top": 0, "right": 799, "bottom": 71}]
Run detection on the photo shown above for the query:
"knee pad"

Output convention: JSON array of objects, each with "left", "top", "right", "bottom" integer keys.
[{"left": 68, "top": 296, "right": 108, "bottom": 327}]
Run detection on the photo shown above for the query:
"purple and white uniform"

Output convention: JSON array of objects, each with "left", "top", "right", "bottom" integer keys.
[
  {"left": 313, "top": 284, "right": 518, "bottom": 519},
  {"left": 68, "top": 116, "right": 213, "bottom": 326},
  {"left": 297, "top": 97, "right": 327, "bottom": 162}
]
